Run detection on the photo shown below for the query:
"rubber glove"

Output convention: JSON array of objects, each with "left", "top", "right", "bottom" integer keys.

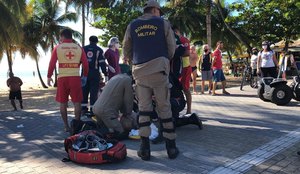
[{"left": 81, "top": 76, "right": 87, "bottom": 87}]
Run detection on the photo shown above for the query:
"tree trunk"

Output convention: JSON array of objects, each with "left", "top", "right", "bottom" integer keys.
[
  {"left": 51, "top": 42, "right": 58, "bottom": 87},
  {"left": 206, "top": 0, "right": 212, "bottom": 48},
  {"left": 82, "top": 3, "right": 85, "bottom": 46},
  {"left": 215, "top": 0, "right": 251, "bottom": 52},
  {"left": 227, "top": 51, "right": 233, "bottom": 68},
  {"left": 6, "top": 48, "right": 13, "bottom": 74},
  {"left": 35, "top": 58, "right": 48, "bottom": 88},
  {"left": 227, "top": 51, "right": 234, "bottom": 75},
  {"left": 284, "top": 37, "right": 290, "bottom": 52}
]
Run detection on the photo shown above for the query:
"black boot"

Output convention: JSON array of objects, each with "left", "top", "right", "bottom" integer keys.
[
  {"left": 189, "top": 113, "right": 203, "bottom": 130},
  {"left": 137, "top": 137, "right": 150, "bottom": 160},
  {"left": 19, "top": 100, "right": 23, "bottom": 109},
  {"left": 151, "top": 134, "right": 164, "bottom": 144},
  {"left": 174, "top": 117, "right": 189, "bottom": 127},
  {"left": 166, "top": 139, "right": 179, "bottom": 159},
  {"left": 297, "top": 151, "right": 300, "bottom": 155}
]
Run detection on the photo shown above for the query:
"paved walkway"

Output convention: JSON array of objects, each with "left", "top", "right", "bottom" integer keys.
[{"left": 0, "top": 85, "right": 300, "bottom": 174}]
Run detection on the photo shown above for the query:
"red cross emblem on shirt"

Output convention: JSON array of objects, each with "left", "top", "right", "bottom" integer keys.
[{"left": 65, "top": 51, "right": 75, "bottom": 60}]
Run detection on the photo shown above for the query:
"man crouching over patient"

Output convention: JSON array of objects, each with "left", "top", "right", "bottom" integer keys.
[{"left": 93, "top": 73, "right": 137, "bottom": 140}]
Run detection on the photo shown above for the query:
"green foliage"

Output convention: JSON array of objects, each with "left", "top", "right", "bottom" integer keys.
[
  {"left": 92, "top": 1, "right": 142, "bottom": 46},
  {"left": 0, "top": 0, "right": 26, "bottom": 55},
  {"left": 0, "top": 0, "right": 26, "bottom": 73},
  {"left": 228, "top": 0, "right": 300, "bottom": 48},
  {"left": 31, "top": 0, "right": 81, "bottom": 51}
]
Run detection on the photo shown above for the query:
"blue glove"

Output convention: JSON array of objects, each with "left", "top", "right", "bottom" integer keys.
[{"left": 81, "top": 76, "right": 87, "bottom": 87}]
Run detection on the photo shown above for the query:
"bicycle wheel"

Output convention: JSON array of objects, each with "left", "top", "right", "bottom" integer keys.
[
  {"left": 240, "top": 69, "right": 246, "bottom": 90},
  {"left": 249, "top": 74, "right": 257, "bottom": 88}
]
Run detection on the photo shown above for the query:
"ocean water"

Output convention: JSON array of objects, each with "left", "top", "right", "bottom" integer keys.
[
  {"left": 0, "top": 70, "right": 48, "bottom": 90},
  {"left": 0, "top": 54, "right": 49, "bottom": 90}
]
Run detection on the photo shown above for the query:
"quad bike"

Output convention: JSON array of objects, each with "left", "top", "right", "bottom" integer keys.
[
  {"left": 289, "top": 64, "right": 300, "bottom": 101},
  {"left": 257, "top": 54, "right": 293, "bottom": 105}
]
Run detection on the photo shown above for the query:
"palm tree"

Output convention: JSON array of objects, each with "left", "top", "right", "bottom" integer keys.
[
  {"left": 206, "top": 0, "right": 212, "bottom": 48},
  {"left": 65, "top": 0, "right": 115, "bottom": 46},
  {"left": 33, "top": 0, "right": 81, "bottom": 86},
  {"left": 0, "top": 0, "right": 26, "bottom": 74},
  {"left": 166, "top": 0, "right": 206, "bottom": 40},
  {"left": 20, "top": 16, "right": 49, "bottom": 88},
  {"left": 214, "top": 0, "right": 251, "bottom": 52}
]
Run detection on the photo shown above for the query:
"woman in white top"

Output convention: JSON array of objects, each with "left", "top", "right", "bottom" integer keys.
[
  {"left": 250, "top": 47, "right": 258, "bottom": 76},
  {"left": 257, "top": 41, "right": 278, "bottom": 78}
]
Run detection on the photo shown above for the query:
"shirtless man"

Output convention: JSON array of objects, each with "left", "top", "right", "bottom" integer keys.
[
  {"left": 189, "top": 46, "right": 199, "bottom": 94},
  {"left": 7, "top": 72, "right": 23, "bottom": 111}
]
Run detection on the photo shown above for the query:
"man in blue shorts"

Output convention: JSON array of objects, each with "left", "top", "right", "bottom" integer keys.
[{"left": 211, "top": 41, "right": 230, "bottom": 95}]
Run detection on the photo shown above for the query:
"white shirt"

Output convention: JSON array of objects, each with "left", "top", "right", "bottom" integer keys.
[
  {"left": 250, "top": 54, "right": 258, "bottom": 69},
  {"left": 258, "top": 51, "right": 275, "bottom": 68}
]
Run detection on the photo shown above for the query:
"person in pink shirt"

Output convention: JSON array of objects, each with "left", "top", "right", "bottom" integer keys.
[
  {"left": 211, "top": 41, "right": 230, "bottom": 95},
  {"left": 105, "top": 37, "right": 121, "bottom": 80}
]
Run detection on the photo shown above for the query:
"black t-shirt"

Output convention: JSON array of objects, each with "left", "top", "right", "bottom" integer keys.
[{"left": 201, "top": 53, "right": 212, "bottom": 71}]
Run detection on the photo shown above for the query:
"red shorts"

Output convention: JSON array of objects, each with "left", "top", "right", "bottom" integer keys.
[
  {"left": 179, "top": 66, "right": 192, "bottom": 91},
  {"left": 56, "top": 76, "right": 83, "bottom": 103}
]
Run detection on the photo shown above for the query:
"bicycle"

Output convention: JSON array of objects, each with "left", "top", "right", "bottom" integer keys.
[{"left": 240, "top": 60, "right": 258, "bottom": 90}]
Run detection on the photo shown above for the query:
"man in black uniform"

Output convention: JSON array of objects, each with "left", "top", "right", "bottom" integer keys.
[{"left": 81, "top": 36, "right": 107, "bottom": 115}]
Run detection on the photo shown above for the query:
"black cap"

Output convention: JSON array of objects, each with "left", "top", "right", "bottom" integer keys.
[
  {"left": 89, "top": 36, "right": 98, "bottom": 43},
  {"left": 262, "top": 41, "right": 269, "bottom": 45}
]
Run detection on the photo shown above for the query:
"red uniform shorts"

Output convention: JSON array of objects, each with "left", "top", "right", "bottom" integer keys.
[
  {"left": 180, "top": 66, "right": 192, "bottom": 91},
  {"left": 56, "top": 76, "right": 83, "bottom": 103}
]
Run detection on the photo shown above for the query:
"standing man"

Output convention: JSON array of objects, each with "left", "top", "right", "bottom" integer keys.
[
  {"left": 211, "top": 41, "right": 230, "bottom": 95},
  {"left": 123, "top": 0, "right": 178, "bottom": 160},
  {"left": 7, "top": 72, "right": 23, "bottom": 111},
  {"left": 189, "top": 45, "right": 200, "bottom": 94},
  {"left": 81, "top": 36, "right": 107, "bottom": 115},
  {"left": 47, "top": 29, "right": 89, "bottom": 132},
  {"left": 173, "top": 27, "right": 192, "bottom": 114},
  {"left": 200, "top": 44, "right": 213, "bottom": 94}
]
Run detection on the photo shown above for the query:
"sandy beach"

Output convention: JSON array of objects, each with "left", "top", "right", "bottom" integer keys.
[
  {"left": 0, "top": 75, "right": 242, "bottom": 112},
  {"left": 0, "top": 87, "right": 57, "bottom": 112}
]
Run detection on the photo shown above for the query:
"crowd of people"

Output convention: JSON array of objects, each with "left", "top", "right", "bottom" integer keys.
[{"left": 6, "top": 0, "right": 297, "bottom": 161}]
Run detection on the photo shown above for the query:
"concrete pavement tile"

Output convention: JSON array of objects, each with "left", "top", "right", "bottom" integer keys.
[
  {"left": 267, "top": 165, "right": 283, "bottom": 173},
  {"left": 275, "top": 160, "right": 291, "bottom": 168},
  {"left": 244, "top": 170, "right": 260, "bottom": 174},
  {"left": 275, "top": 171, "right": 289, "bottom": 174},
  {"left": 261, "top": 171, "right": 275, "bottom": 174},
  {"left": 281, "top": 164, "right": 299, "bottom": 173}
]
